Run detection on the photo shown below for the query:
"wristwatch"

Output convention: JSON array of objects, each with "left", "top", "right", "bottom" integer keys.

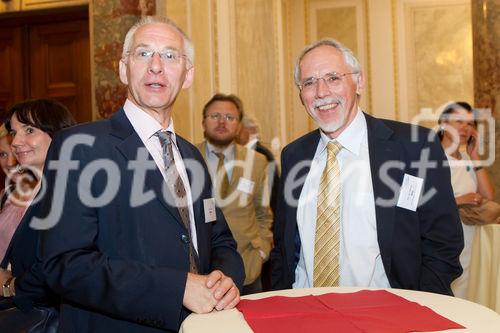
[{"left": 2, "top": 277, "right": 14, "bottom": 297}]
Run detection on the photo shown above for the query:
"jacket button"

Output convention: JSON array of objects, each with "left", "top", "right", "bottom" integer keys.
[{"left": 181, "top": 234, "right": 190, "bottom": 244}]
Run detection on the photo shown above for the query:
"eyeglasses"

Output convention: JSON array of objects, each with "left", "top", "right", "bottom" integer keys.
[
  {"left": 205, "top": 113, "right": 239, "bottom": 122},
  {"left": 130, "top": 47, "right": 187, "bottom": 64},
  {"left": 298, "top": 72, "right": 359, "bottom": 92}
]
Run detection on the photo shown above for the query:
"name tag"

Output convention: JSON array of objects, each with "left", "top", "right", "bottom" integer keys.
[
  {"left": 396, "top": 173, "right": 423, "bottom": 211},
  {"left": 203, "top": 198, "right": 217, "bottom": 223},
  {"left": 237, "top": 177, "right": 254, "bottom": 194}
]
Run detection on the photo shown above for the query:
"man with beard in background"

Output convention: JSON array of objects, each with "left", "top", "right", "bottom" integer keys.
[{"left": 197, "top": 94, "right": 273, "bottom": 295}]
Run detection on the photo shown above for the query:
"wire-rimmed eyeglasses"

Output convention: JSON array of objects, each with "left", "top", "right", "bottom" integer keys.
[
  {"left": 129, "top": 47, "right": 188, "bottom": 65},
  {"left": 298, "top": 72, "right": 359, "bottom": 92},
  {"left": 205, "top": 113, "right": 239, "bottom": 122}
]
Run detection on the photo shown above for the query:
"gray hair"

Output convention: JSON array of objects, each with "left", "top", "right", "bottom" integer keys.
[
  {"left": 293, "top": 38, "right": 361, "bottom": 86},
  {"left": 121, "top": 16, "right": 194, "bottom": 67},
  {"left": 241, "top": 114, "right": 260, "bottom": 132}
]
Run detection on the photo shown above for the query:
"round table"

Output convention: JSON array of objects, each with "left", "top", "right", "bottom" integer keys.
[
  {"left": 179, "top": 287, "right": 500, "bottom": 333},
  {"left": 467, "top": 224, "right": 500, "bottom": 313}
]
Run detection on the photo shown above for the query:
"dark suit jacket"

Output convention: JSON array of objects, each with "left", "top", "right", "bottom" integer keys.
[
  {"left": 32, "top": 109, "right": 244, "bottom": 332},
  {"left": 253, "top": 142, "right": 280, "bottom": 214},
  {"left": 270, "top": 113, "right": 463, "bottom": 295}
]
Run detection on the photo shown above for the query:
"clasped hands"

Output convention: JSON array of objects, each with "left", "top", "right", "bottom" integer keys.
[
  {"left": 0, "top": 268, "right": 12, "bottom": 287},
  {"left": 458, "top": 192, "right": 483, "bottom": 206},
  {"left": 183, "top": 270, "right": 240, "bottom": 314}
]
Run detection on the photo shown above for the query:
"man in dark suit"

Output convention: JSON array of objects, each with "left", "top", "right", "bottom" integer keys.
[
  {"left": 30, "top": 16, "right": 244, "bottom": 332},
  {"left": 270, "top": 38, "right": 463, "bottom": 295}
]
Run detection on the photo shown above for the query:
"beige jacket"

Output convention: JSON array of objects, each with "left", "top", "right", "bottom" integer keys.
[{"left": 197, "top": 142, "right": 273, "bottom": 285}]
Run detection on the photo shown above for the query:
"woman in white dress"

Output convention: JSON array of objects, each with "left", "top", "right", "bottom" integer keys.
[{"left": 438, "top": 101, "right": 495, "bottom": 298}]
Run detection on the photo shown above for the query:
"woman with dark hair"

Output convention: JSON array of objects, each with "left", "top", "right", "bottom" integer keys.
[
  {"left": 0, "top": 99, "right": 76, "bottom": 327},
  {"left": 438, "top": 101, "right": 495, "bottom": 298}
]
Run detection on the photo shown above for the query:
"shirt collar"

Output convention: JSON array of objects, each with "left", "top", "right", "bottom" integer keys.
[
  {"left": 206, "top": 141, "right": 235, "bottom": 160},
  {"left": 123, "top": 99, "right": 178, "bottom": 146},
  {"left": 318, "top": 108, "right": 366, "bottom": 157}
]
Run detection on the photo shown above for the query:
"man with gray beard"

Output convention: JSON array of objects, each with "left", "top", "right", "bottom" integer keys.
[{"left": 270, "top": 38, "right": 463, "bottom": 295}]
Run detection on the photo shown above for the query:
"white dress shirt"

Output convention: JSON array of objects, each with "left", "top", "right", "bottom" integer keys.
[
  {"left": 294, "top": 109, "right": 390, "bottom": 289},
  {"left": 124, "top": 99, "right": 198, "bottom": 251}
]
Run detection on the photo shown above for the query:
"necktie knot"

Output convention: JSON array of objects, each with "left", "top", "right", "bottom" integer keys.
[
  {"left": 327, "top": 141, "right": 342, "bottom": 158},
  {"left": 156, "top": 130, "right": 174, "bottom": 169},
  {"left": 213, "top": 151, "right": 225, "bottom": 163},
  {"left": 156, "top": 130, "right": 172, "bottom": 144}
]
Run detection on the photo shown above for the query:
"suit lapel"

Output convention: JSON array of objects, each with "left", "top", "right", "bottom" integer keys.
[
  {"left": 365, "top": 113, "right": 405, "bottom": 274},
  {"left": 287, "top": 130, "right": 321, "bottom": 224},
  {"left": 110, "top": 110, "right": 185, "bottom": 230},
  {"left": 229, "top": 145, "right": 245, "bottom": 193}
]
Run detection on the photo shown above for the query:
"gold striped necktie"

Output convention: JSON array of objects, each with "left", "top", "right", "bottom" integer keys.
[
  {"left": 213, "top": 152, "right": 230, "bottom": 199},
  {"left": 313, "top": 140, "right": 342, "bottom": 287}
]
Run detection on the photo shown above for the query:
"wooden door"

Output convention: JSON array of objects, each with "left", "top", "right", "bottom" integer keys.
[
  {"left": 0, "top": 7, "right": 91, "bottom": 192},
  {"left": 30, "top": 19, "right": 91, "bottom": 123},
  {"left": 0, "top": 6, "right": 91, "bottom": 122},
  {"left": 0, "top": 27, "right": 24, "bottom": 120}
]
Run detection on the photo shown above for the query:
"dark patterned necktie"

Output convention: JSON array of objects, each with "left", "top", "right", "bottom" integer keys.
[{"left": 156, "top": 130, "right": 199, "bottom": 273}]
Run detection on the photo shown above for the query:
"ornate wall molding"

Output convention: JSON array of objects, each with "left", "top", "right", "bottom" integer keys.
[{"left": 395, "top": 0, "right": 472, "bottom": 122}]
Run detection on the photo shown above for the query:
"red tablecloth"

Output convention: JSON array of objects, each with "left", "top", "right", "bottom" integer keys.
[{"left": 236, "top": 290, "right": 464, "bottom": 333}]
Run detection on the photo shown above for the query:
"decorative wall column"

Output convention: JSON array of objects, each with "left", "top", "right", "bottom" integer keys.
[
  {"left": 471, "top": 0, "right": 500, "bottom": 196},
  {"left": 91, "top": 0, "right": 155, "bottom": 119}
]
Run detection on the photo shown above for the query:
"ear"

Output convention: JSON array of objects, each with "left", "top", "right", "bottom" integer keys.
[
  {"left": 299, "top": 92, "right": 305, "bottom": 106},
  {"left": 201, "top": 117, "right": 207, "bottom": 130},
  {"left": 182, "top": 66, "right": 194, "bottom": 89},
  {"left": 119, "top": 59, "right": 128, "bottom": 85},
  {"left": 355, "top": 71, "right": 365, "bottom": 96}
]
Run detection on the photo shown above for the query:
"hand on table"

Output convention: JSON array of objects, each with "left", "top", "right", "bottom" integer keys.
[
  {"left": 183, "top": 273, "right": 218, "bottom": 313},
  {"left": 205, "top": 270, "right": 240, "bottom": 311},
  {"left": 183, "top": 270, "right": 240, "bottom": 313}
]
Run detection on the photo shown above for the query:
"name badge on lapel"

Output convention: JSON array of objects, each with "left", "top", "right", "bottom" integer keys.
[
  {"left": 396, "top": 173, "right": 423, "bottom": 211},
  {"left": 203, "top": 198, "right": 217, "bottom": 223},
  {"left": 237, "top": 178, "right": 254, "bottom": 194}
]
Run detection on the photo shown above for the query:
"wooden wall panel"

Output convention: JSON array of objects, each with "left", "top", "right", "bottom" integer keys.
[
  {"left": 395, "top": 0, "right": 473, "bottom": 122},
  {"left": 234, "top": 0, "right": 278, "bottom": 146},
  {"left": 0, "top": 28, "right": 24, "bottom": 120},
  {"left": 158, "top": 0, "right": 476, "bottom": 151}
]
